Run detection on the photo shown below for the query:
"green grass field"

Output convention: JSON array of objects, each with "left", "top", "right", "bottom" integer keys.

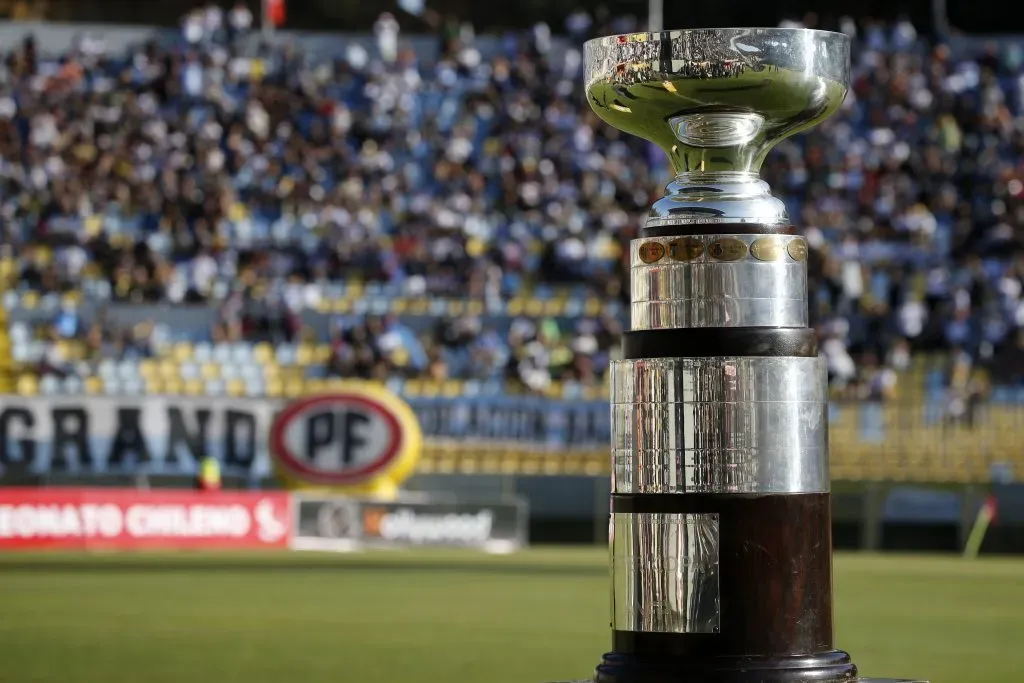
[{"left": 0, "top": 550, "right": 1020, "bottom": 683}]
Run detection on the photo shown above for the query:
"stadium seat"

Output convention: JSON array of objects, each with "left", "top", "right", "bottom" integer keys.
[
  {"left": 122, "top": 378, "right": 144, "bottom": 396},
  {"left": 179, "top": 361, "right": 200, "bottom": 380},
  {"left": 97, "top": 359, "right": 117, "bottom": 380},
  {"left": 200, "top": 363, "right": 220, "bottom": 380},
  {"left": 63, "top": 376, "right": 83, "bottom": 394},
  {"left": 296, "top": 344, "right": 315, "bottom": 366},
  {"left": 39, "top": 374, "right": 60, "bottom": 395},
  {"left": 138, "top": 359, "right": 158, "bottom": 380},
  {"left": 192, "top": 343, "right": 212, "bottom": 363},
  {"left": 213, "top": 344, "right": 232, "bottom": 364},
  {"left": 177, "top": 378, "right": 199, "bottom": 396},
  {"left": 159, "top": 359, "right": 179, "bottom": 380},
  {"left": 8, "top": 322, "right": 30, "bottom": 345},
  {"left": 204, "top": 379, "right": 226, "bottom": 396},
  {"left": 265, "top": 378, "right": 284, "bottom": 397},
  {"left": 116, "top": 360, "right": 140, "bottom": 381},
  {"left": 284, "top": 378, "right": 305, "bottom": 397},
  {"left": 172, "top": 341, "right": 194, "bottom": 363},
  {"left": 253, "top": 343, "right": 273, "bottom": 365},
  {"left": 226, "top": 379, "right": 246, "bottom": 397},
  {"left": 314, "top": 344, "right": 331, "bottom": 363},
  {"left": 276, "top": 344, "right": 297, "bottom": 366},
  {"left": 231, "top": 343, "right": 254, "bottom": 364}
]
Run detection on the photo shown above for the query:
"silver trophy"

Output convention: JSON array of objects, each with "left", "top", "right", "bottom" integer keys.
[{"left": 548, "top": 27, "right": 928, "bottom": 683}]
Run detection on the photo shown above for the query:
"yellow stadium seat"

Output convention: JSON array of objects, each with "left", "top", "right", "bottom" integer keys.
[
  {"left": 20, "top": 291, "right": 39, "bottom": 309},
  {"left": 332, "top": 299, "right": 353, "bottom": 313},
  {"left": 284, "top": 378, "right": 305, "bottom": 397},
  {"left": 16, "top": 374, "right": 38, "bottom": 396},
  {"left": 200, "top": 363, "right": 220, "bottom": 380},
  {"left": 172, "top": 342, "right": 193, "bottom": 363},
  {"left": 403, "top": 380, "right": 423, "bottom": 397},
  {"left": 507, "top": 298, "right": 524, "bottom": 315},
  {"left": 585, "top": 298, "right": 602, "bottom": 316},
  {"left": 265, "top": 378, "right": 284, "bottom": 398},
  {"left": 163, "top": 378, "right": 183, "bottom": 395},
  {"left": 226, "top": 379, "right": 246, "bottom": 397},
  {"left": 409, "top": 299, "right": 429, "bottom": 314},
  {"left": 296, "top": 344, "right": 315, "bottom": 366},
  {"left": 184, "top": 379, "right": 205, "bottom": 396},
  {"left": 525, "top": 299, "right": 544, "bottom": 316},
  {"left": 138, "top": 360, "right": 157, "bottom": 382},
  {"left": 159, "top": 360, "right": 179, "bottom": 380},
  {"left": 305, "top": 378, "right": 327, "bottom": 394},
  {"left": 391, "top": 299, "right": 409, "bottom": 314},
  {"left": 145, "top": 378, "right": 164, "bottom": 395},
  {"left": 466, "top": 300, "right": 484, "bottom": 316},
  {"left": 448, "top": 300, "right": 465, "bottom": 316},
  {"left": 253, "top": 343, "right": 273, "bottom": 365},
  {"left": 314, "top": 345, "right": 332, "bottom": 363},
  {"left": 543, "top": 299, "right": 563, "bottom": 316},
  {"left": 84, "top": 377, "right": 103, "bottom": 395}
]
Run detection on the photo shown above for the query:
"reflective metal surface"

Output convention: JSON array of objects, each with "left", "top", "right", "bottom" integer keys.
[
  {"left": 630, "top": 234, "right": 808, "bottom": 329},
  {"left": 584, "top": 29, "right": 850, "bottom": 176},
  {"left": 610, "top": 357, "right": 828, "bottom": 494},
  {"left": 611, "top": 513, "right": 721, "bottom": 633},
  {"left": 585, "top": 28, "right": 850, "bottom": 226}
]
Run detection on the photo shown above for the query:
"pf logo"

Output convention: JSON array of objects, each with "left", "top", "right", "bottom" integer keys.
[{"left": 270, "top": 383, "right": 422, "bottom": 495}]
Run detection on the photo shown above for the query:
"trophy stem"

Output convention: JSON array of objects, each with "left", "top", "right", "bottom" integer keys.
[{"left": 646, "top": 173, "right": 790, "bottom": 232}]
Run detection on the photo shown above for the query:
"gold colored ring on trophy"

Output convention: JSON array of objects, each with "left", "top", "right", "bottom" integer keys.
[
  {"left": 787, "top": 238, "right": 808, "bottom": 262},
  {"left": 750, "top": 236, "right": 786, "bottom": 262},
  {"left": 668, "top": 237, "right": 704, "bottom": 262},
  {"left": 707, "top": 238, "right": 747, "bottom": 262},
  {"left": 638, "top": 241, "right": 667, "bottom": 264}
]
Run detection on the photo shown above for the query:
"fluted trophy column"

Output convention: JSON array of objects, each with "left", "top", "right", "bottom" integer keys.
[{"left": 546, "top": 27, "right": 928, "bottom": 683}]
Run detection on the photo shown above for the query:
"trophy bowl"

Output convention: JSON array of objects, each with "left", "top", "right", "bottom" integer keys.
[{"left": 584, "top": 28, "right": 851, "bottom": 225}]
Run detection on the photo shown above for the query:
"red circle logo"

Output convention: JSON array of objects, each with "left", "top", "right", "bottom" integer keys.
[{"left": 270, "top": 394, "right": 404, "bottom": 486}]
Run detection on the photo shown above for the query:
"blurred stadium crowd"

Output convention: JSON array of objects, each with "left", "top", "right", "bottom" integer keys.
[{"left": 1, "top": 6, "right": 1024, "bottom": 403}]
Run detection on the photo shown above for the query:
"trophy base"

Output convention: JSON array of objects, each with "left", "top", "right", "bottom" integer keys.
[{"left": 592, "top": 650, "right": 858, "bottom": 683}]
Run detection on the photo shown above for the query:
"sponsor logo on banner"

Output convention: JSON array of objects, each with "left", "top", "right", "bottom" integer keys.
[
  {"left": 0, "top": 488, "right": 292, "bottom": 550},
  {"left": 362, "top": 506, "right": 495, "bottom": 546},
  {"left": 269, "top": 383, "right": 422, "bottom": 493},
  {"left": 293, "top": 496, "right": 527, "bottom": 551}
]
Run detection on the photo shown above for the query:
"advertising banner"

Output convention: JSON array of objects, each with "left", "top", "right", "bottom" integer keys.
[
  {"left": 292, "top": 495, "right": 528, "bottom": 552},
  {"left": 0, "top": 488, "right": 292, "bottom": 551},
  {"left": 0, "top": 395, "right": 609, "bottom": 479}
]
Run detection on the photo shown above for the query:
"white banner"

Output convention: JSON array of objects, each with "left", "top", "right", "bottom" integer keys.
[{"left": 0, "top": 396, "right": 284, "bottom": 477}]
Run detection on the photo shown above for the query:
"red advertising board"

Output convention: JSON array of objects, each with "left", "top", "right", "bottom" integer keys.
[{"left": 0, "top": 488, "right": 292, "bottom": 551}]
